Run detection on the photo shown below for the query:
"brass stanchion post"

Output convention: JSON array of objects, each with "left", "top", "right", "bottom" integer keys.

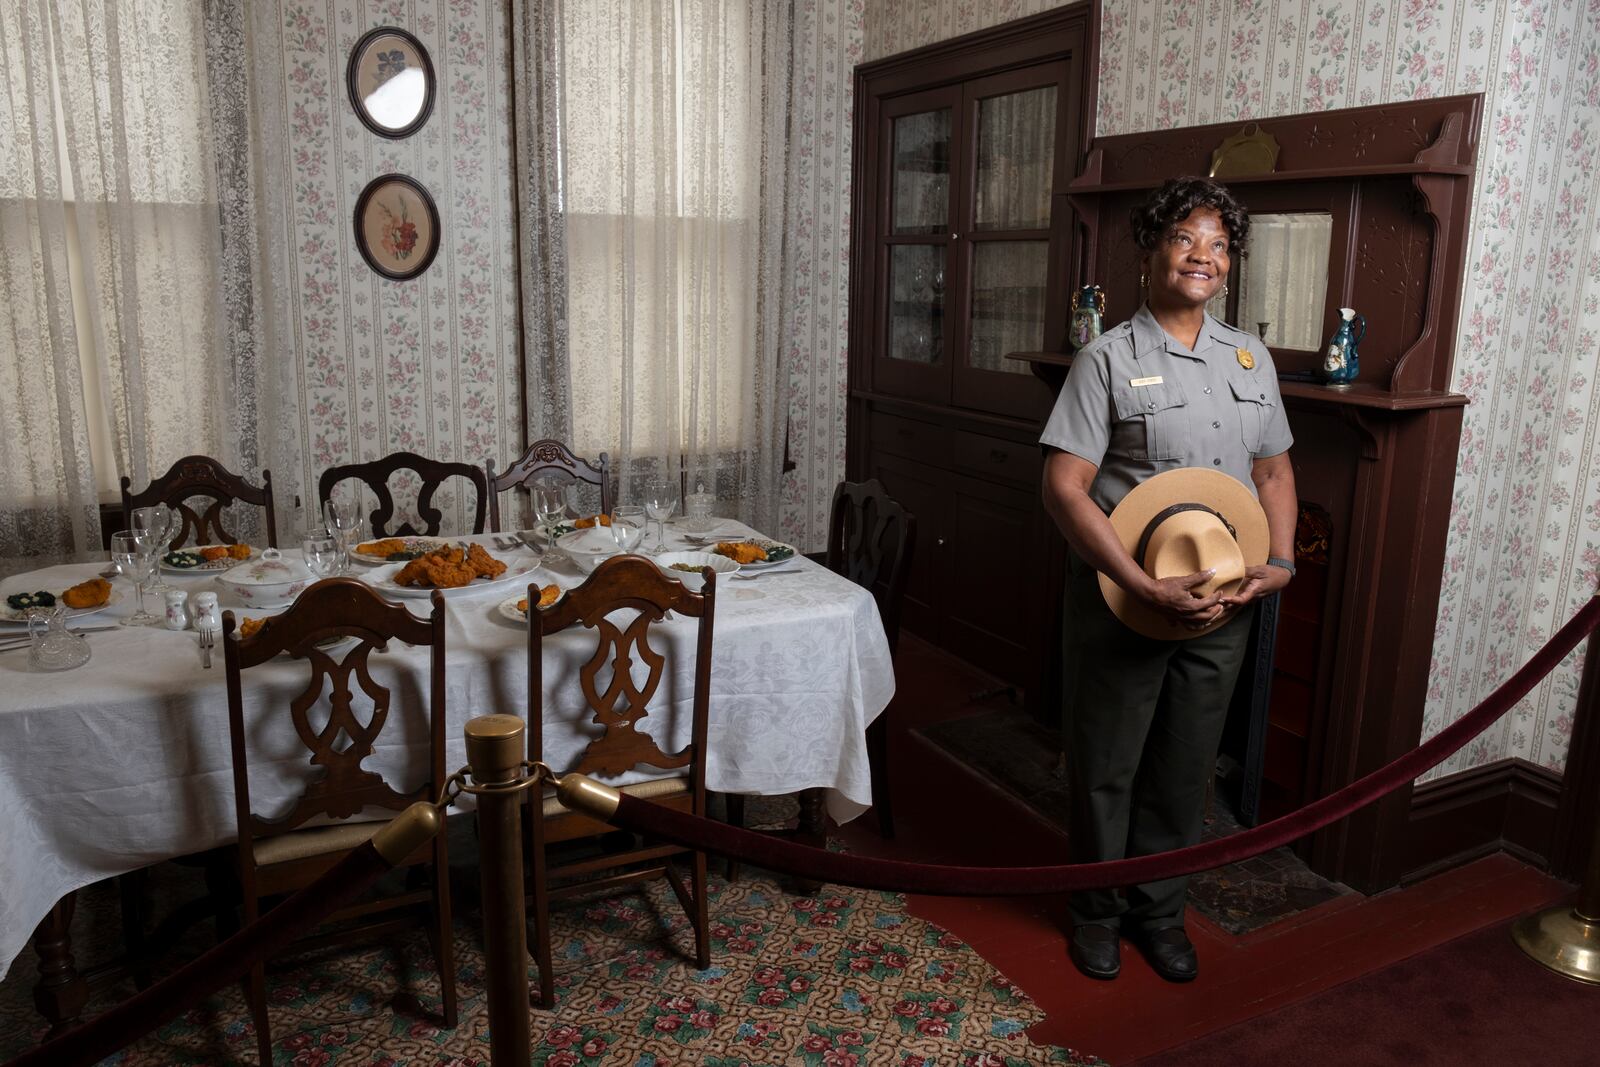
[
  {"left": 464, "top": 715, "right": 532, "bottom": 1062},
  {"left": 1513, "top": 778, "right": 1600, "bottom": 982}
]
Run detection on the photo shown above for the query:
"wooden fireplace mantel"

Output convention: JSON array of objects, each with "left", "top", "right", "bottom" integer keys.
[{"left": 1050, "top": 94, "right": 1484, "bottom": 893}]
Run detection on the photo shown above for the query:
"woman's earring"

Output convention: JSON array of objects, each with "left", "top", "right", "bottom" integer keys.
[
  {"left": 1222, "top": 283, "right": 1230, "bottom": 297},
  {"left": 1140, "top": 272, "right": 1148, "bottom": 289}
]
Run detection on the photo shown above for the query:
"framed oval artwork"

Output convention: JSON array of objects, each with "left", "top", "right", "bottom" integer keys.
[
  {"left": 347, "top": 26, "right": 435, "bottom": 139},
  {"left": 354, "top": 174, "right": 441, "bottom": 280}
]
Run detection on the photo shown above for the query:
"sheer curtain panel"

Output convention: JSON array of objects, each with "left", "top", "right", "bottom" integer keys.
[{"left": 0, "top": 0, "right": 250, "bottom": 556}]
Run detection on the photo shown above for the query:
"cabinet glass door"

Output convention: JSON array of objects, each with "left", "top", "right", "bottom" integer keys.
[
  {"left": 875, "top": 88, "right": 961, "bottom": 402},
  {"left": 964, "top": 79, "right": 1058, "bottom": 384}
]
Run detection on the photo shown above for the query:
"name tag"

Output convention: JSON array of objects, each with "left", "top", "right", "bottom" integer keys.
[{"left": 1129, "top": 375, "right": 1164, "bottom": 387}]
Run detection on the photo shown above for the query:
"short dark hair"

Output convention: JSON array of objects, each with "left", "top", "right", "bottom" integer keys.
[{"left": 1130, "top": 176, "right": 1250, "bottom": 257}]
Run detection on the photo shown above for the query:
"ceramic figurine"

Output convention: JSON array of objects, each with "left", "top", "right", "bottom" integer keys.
[
  {"left": 1320, "top": 307, "right": 1365, "bottom": 385},
  {"left": 1069, "top": 285, "right": 1106, "bottom": 349}
]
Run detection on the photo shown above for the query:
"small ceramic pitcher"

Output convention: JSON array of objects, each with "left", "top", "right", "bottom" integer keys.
[
  {"left": 191, "top": 591, "right": 222, "bottom": 633},
  {"left": 163, "top": 589, "right": 190, "bottom": 631},
  {"left": 1320, "top": 307, "right": 1366, "bottom": 384}
]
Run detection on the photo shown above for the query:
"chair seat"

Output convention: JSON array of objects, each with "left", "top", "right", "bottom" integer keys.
[
  {"left": 253, "top": 820, "right": 386, "bottom": 867},
  {"left": 541, "top": 774, "right": 687, "bottom": 817}
]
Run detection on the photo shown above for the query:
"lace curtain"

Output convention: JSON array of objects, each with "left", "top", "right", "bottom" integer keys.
[
  {"left": 0, "top": 0, "right": 259, "bottom": 557},
  {"left": 531, "top": 0, "right": 791, "bottom": 528}
]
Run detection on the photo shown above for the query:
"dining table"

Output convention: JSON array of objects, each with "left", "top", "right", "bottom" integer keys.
[{"left": 0, "top": 520, "right": 895, "bottom": 1031}]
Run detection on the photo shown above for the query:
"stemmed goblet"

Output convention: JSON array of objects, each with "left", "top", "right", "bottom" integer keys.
[
  {"left": 323, "top": 494, "right": 363, "bottom": 576},
  {"left": 302, "top": 530, "right": 341, "bottom": 581},
  {"left": 532, "top": 484, "right": 569, "bottom": 564},
  {"left": 642, "top": 479, "right": 677, "bottom": 555},
  {"left": 133, "top": 504, "right": 176, "bottom": 592},
  {"left": 111, "top": 530, "right": 159, "bottom": 626},
  {"left": 609, "top": 506, "right": 647, "bottom": 555}
]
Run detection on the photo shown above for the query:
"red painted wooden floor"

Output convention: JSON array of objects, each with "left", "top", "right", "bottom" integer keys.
[{"left": 833, "top": 634, "right": 1575, "bottom": 1064}]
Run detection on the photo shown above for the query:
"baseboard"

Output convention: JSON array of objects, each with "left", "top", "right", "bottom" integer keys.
[{"left": 1402, "top": 757, "right": 1562, "bottom": 884}]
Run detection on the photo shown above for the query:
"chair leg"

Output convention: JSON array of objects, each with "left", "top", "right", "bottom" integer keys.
[
  {"left": 692, "top": 849, "right": 710, "bottom": 970},
  {"left": 117, "top": 869, "right": 151, "bottom": 989},
  {"left": 247, "top": 961, "right": 271, "bottom": 1067},
  {"left": 431, "top": 839, "right": 458, "bottom": 1028},
  {"left": 724, "top": 794, "right": 745, "bottom": 882},
  {"left": 529, "top": 815, "right": 555, "bottom": 1009},
  {"left": 867, "top": 715, "right": 894, "bottom": 838}
]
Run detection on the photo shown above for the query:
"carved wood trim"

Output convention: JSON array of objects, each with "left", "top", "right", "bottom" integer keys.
[{"left": 121, "top": 454, "right": 278, "bottom": 549}]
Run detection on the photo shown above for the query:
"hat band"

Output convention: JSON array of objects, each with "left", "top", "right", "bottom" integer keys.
[{"left": 1133, "top": 502, "right": 1238, "bottom": 568}]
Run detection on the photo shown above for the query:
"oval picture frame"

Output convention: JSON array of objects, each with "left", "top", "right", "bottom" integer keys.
[
  {"left": 353, "top": 174, "right": 441, "bottom": 281},
  {"left": 347, "top": 26, "right": 435, "bottom": 139}
]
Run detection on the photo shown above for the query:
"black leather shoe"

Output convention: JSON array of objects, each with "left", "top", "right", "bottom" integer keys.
[
  {"left": 1068, "top": 924, "right": 1121, "bottom": 980},
  {"left": 1136, "top": 926, "right": 1197, "bottom": 982}
]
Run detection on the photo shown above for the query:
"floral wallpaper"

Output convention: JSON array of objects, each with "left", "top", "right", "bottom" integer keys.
[
  {"left": 864, "top": 0, "right": 1600, "bottom": 780},
  {"left": 251, "top": 0, "right": 521, "bottom": 533}
]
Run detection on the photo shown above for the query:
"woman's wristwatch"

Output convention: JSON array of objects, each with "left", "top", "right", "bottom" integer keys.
[{"left": 1266, "top": 555, "right": 1296, "bottom": 578}]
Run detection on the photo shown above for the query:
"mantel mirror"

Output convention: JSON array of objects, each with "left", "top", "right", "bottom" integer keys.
[{"left": 1205, "top": 212, "right": 1334, "bottom": 351}]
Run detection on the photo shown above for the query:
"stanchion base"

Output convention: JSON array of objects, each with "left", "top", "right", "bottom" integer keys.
[{"left": 1511, "top": 905, "right": 1600, "bottom": 984}]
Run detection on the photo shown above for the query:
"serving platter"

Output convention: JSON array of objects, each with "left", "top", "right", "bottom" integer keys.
[
  {"left": 713, "top": 539, "right": 797, "bottom": 571},
  {"left": 349, "top": 536, "right": 449, "bottom": 564},
  {"left": 364, "top": 555, "right": 537, "bottom": 600},
  {"left": 161, "top": 547, "right": 259, "bottom": 573},
  {"left": 0, "top": 589, "right": 123, "bottom": 624}
]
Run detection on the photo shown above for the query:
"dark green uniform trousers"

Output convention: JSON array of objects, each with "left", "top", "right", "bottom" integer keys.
[{"left": 1062, "top": 550, "right": 1253, "bottom": 932}]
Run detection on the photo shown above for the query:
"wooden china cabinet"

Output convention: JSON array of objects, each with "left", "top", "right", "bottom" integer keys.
[{"left": 846, "top": 7, "right": 1095, "bottom": 716}]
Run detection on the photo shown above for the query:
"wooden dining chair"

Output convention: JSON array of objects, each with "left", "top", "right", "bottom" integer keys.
[
  {"left": 525, "top": 554, "right": 715, "bottom": 1006},
  {"left": 222, "top": 579, "right": 457, "bottom": 1065},
  {"left": 319, "top": 450, "right": 488, "bottom": 537},
  {"left": 827, "top": 479, "right": 916, "bottom": 837},
  {"left": 485, "top": 438, "right": 611, "bottom": 532},
  {"left": 121, "top": 454, "right": 278, "bottom": 548}
]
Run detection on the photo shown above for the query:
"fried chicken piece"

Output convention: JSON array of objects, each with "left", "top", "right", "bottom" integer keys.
[
  {"left": 516, "top": 585, "right": 562, "bottom": 616},
  {"left": 394, "top": 547, "right": 477, "bottom": 588},
  {"left": 238, "top": 616, "right": 267, "bottom": 638},
  {"left": 228, "top": 543, "right": 252, "bottom": 560},
  {"left": 573, "top": 514, "right": 612, "bottom": 529},
  {"left": 199, "top": 545, "right": 231, "bottom": 562},
  {"left": 359, "top": 538, "right": 409, "bottom": 559},
  {"left": 714, "top": 541, "right": 768, "bottom": 565},
  {"left": 466, "top": 542, "right": 508, "bottom": 580},
  {"left": 61, "top": 577, "right": 112, "bottom": 609}
]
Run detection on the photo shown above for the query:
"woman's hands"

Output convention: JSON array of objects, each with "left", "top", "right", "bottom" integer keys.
[
  {"left": 1137, "top": 569, "right": 1227, "bottom": 629},
  {"left": 1219, "top": 564, "right": 1291, "bottom": 610}
]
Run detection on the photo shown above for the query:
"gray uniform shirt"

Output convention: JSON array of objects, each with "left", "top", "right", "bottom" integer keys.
[{"left": 1040, "top": 304, "right": 1293, "bottom": 513}]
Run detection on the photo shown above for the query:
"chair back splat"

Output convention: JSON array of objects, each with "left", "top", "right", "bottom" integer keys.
[
  {"left": 319, "top": 450, "right": 488, "bottom": 537},
  {"left": 121, "top": 454, "right": 277, "bottom": 549},
  {"left": 524, "top": 554, "right": 715, "bottom": 1005},
  {"left": 486, "top": 439, "right": 611, "bottom": 532}
]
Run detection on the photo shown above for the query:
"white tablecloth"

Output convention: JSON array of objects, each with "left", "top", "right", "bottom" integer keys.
[{"left": 0, "top": 526, "right": 894, "bottom": 978}]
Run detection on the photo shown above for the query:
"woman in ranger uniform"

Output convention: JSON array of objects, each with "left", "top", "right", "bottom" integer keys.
[{"left": 1039, "top": 177, "right": 1299, "bottom": 982}]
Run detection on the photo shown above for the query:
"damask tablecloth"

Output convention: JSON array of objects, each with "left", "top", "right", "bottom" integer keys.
[{"left": 0, "top": 528, "right": 894, "bottom": 978}]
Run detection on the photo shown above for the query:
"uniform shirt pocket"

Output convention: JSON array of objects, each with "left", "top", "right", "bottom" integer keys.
[
  {"left": 1229, "top": 377, "right": 1275, "bottom": 454},
  {"left": 1111, "top": 381, "right": 1188, "bottom": 461}
]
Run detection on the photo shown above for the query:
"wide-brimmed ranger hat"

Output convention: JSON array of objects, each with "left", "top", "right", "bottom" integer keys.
[{"left": 1100, "top": 467, "right": 1269, "bottom": 640}]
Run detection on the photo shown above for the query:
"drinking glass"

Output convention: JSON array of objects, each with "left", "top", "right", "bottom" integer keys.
[
  {"left": 609, "top": 506, "right": 647, "bottom": 555},
  {"left": 302, "top": 532, "right": 341, "bottom": 580},
  {"left": 111, "top": 531, "right": 158, "bottom": 626},
  {"left": 642, "top": 479, "right": 677, "bottom": 554},
  {"left": 134, "top": 504, "right": 176, "bottom": 591},
  {"left": 324, "top": 494, "right": 362, "bottom": 575},
  {"left": 532, "top": 484, "right": 569, "bottom": 563}
]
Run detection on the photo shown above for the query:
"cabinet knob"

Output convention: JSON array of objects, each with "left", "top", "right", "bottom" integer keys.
[
  {"left": 936, "top": 537, "right": 946, "bottom": 547},
  {"left": 950, "top": 233, "right": 960, "bottom": 240}
]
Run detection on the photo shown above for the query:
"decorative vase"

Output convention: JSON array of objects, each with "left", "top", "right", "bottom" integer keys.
[
  {"left": 1069, "top": 285, "right": 1106, "bottom": 349},
  {"left": 1320, "top": 307, "right": 1365, "bottom": 385}
]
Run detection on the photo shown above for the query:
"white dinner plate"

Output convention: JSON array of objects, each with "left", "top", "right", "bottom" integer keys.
[
  {"left": 364, "top": 553, "right": 537, "bottom": 600},
  {"left": 161, "top": 547, "right": 260, "bottom": 573},
  {"left": 348, "top": 536, "right": 450, "bottom": 565},
  {"left": 494, "top": 587, "right": 565, "bottom": 625},
  {"left": 0, "top": 588, "right": 123, "bottom": 624},
  {"left": 710, "top": 539, "right": 798, "bottom": 571}
]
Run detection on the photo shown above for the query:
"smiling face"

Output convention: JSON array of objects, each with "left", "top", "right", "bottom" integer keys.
[{"left": 1145, "top": 206, "right": 1232, "bottom": 310}]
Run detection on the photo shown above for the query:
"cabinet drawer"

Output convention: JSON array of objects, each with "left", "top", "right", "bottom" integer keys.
[
  {"left": 950, "top": 429, "right": 1040, "bottom": 486},
  {"left": 869, "top": 412, "right": 947, "bottom": 462}
]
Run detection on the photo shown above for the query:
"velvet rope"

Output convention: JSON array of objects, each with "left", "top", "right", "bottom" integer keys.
[
  {"left": 606, "top": 594, "right": 1600, "bottom": 896},
  {"left": 5, "top": 838, "right": 407, "bottom": 1067}
]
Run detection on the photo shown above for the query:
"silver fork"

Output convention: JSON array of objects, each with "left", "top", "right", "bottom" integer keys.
[{"left": 198, "top": 627, "right": 214, "bottom": 669}]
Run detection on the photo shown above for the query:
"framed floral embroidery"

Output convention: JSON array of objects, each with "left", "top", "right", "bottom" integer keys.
[
  {"left": 346, "top": 27, "right": 434, "bottom": 139},
  {"left": 353, "top": 174, "right": 440, "bottom": 280}
]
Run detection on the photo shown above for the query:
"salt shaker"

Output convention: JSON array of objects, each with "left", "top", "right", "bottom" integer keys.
[
  {"left": 191, "top": 591, "right": 222, "bottom": 633},
  {"left": 163, "top": 590, "right": 190, "bottom": 631}
]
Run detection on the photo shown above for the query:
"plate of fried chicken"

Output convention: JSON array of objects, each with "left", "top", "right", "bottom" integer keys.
[{"left": 364, "top": 542, "right": 538, "bottom": 599}]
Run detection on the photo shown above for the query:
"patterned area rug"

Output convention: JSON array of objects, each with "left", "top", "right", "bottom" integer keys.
[{"left": 0, "top": 821, "right": 1106, "bottom": 1066}]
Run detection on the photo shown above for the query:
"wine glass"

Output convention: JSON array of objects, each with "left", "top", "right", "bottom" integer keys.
[
  {"left": 532, "top": 484, "right": 569, "bottom": 563},
  {"left": 134, "top": 505, "right": 175, "bottom": 591},
  {"left": 324, "top": 493, "right": 362, "bottom": 575},
  {"left": 642, "top": 478, "right": 677, "bottom": 554},
  {"left": 111, "top": 531, "right": 158, "bottom": 627},
  {"left": 302, "top": 531, "right": 341, "bottom": 580},
  {"left": 609, "top": 506, "right": 647, "bottom": 555}
]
